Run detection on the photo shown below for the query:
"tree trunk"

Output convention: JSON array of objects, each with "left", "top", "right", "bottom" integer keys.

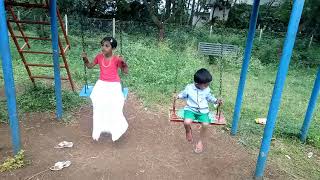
[
  {"left": 159, "top": 22, "right": 165, "bottom": 41},
  {"left": 172, "top": 0, "right": 176, "bottom": 21},
  {"left": 175, "top": 0, "right": 184, "bottom": 24},
  {"left": 187, "top": 0, "right": 191, "bottom": 9},
  {"left": 178, "top": 0, "right": 186, "bottom": 24},
  {"left": 194, "top": 0, "right": 200, "bottom": 25},
  {"left": 144, "top": 0, "right": 183, "bottom": 40},
  {"left": 189, "top": 0, "right": 196, "bottom": 26},
  {"left": 196, "top": 0, "right": 200, "bottom": 13},
  {"left": 193, "top": 0, "right": 204, "bottom": 28},
  {"left": 165, "top": 0, "right": 172, "bottom": 19}
]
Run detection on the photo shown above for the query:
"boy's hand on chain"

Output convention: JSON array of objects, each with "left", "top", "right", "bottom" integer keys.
[
  {"left": 173, "top": 94, "right": 179, "bottom": 100},
  {"left": 216, "top": 99, "right": 223, "bottom": 105}
]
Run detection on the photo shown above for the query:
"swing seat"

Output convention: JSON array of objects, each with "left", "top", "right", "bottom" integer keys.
[
  {"left": 169, "top": 108, "right": 226, "bottom": 125},
  {"left": 79, "top": 85, "right": 129, "bottom": 100},
  {"left": 122, "top": 87, "right": 129, "bottom": 100},
  {"left": 79, "top": 85, "right": 94, "bottom": 97}
]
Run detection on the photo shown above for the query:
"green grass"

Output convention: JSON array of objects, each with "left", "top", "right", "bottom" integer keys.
[
  {"left": 0, "top": 27, "right": 319, "bottom": 179},
  {"left": 16, "top": 85, "right": 85, "bottom": 113},
  {"left": 0, "top": 84, "right": 86, "bottom": 123}
]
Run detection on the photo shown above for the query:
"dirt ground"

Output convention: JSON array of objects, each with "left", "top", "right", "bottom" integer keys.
[{"left": 0, "top": 93, "right": 285, "bottom": 180}]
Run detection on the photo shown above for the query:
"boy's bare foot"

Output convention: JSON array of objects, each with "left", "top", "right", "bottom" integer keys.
[
  {"left": 186, "top": 130, "right": 193, "bottom": 142},
  {"left": 194, "top": 141, "right": 203, "bottom": 153}
]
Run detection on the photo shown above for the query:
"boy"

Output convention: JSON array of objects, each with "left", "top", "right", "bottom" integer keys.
[{"left": 176, "top": 68, "right": 222, "bottom": 153}]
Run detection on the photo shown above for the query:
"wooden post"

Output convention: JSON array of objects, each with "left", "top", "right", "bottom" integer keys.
[
  {"left": 259, "top": 28, "right": 263, "bottom": 41},
  {"left": 209, "top": 7, "right": 214, "bottom": 21},
  {"left": 65, "top": 14, "right": 68, "bottom": 35},
  {"left": 112, "top": 18, "right": 115, "bottom": 38},
  {"left": 308, "top": 34, "right": 313, "bottom": 48}
]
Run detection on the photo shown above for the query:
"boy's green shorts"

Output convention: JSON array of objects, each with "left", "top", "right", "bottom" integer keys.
[{"left": 183, "top": 110, "right": 210, "bottom": 123}]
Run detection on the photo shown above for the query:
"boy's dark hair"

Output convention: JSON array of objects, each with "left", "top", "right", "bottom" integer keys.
[
  {"left": 194, "top": 68, "right": 212, "bottom": 84},
  {"left": 100, "top": 37, "right": 117, "bottom": 48}
]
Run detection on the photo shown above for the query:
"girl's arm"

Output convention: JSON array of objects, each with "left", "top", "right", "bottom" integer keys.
[
  {"left": 81, "top": 52, "right": 96, "bottom": 69},
  {"left": 119, "top": 57, "right": 128, "bottom": 74}
]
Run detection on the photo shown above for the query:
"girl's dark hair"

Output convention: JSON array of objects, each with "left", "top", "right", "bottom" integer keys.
[
  {"left": 194, "top": 68, "right": 212, "bottom": 84},
  {"left": 100, "top": 37, "right": 117, "bottom": 48}
]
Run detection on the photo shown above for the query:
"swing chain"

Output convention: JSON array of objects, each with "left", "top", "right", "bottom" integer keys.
[
  {"left": 216, "top": 52, "right": 223, "bottom": 118},
  {"left": 174, "top": 54, "right": 179, "bottom": 93},
  {"left": 120, "top": 21, "right": 123, "bottom": 55},
  {"left": 219, "top": 5, "right": 227, "bottom": 98},
  {"left": 219, "top": 53, "right": 223, "bottom": 97},
  {"left": 80, "top": 16, "right": 88, "bottom": 91},
  {"left": 215, "top": 43, "right": 223, "bottom": 117}
]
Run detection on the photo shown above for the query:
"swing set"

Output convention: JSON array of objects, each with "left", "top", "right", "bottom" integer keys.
[{"left": 168, "top": 42, "right": 239, "bottom": 125}]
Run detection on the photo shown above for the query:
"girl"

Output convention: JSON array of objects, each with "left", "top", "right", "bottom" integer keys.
[{"left": 81, "top": 37, "right": 128, "bottom": 142}]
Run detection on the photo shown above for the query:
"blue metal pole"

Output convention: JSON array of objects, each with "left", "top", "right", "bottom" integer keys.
[
  {"left": 255, "top": 0, "right": 305, "bottom": 178},
  {"left": 300, "top": 67, "right": 320, "bottom": 142},
  {"left": 50, "top": 0, "right": 63, "bottom": 119},
  {"left": 231, "top": 0, "right": 261, "bottom": 135},
  {"left": 0, "top": 0, "right": 21, "bottom": 155}
]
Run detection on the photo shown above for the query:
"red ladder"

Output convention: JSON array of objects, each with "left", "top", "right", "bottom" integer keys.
[{"left": 5, "top": 0, "right": 75, "bottom": 91}]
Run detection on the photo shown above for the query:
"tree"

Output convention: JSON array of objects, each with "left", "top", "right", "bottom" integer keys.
[
  {"left": 143, "top": 0, "right": 185, "bottom": 40},
  {"left": 188, "top": 0, "right": 196, "bottom": 26},
  {"left": 301, "top": 0, "right": 320, "bottom": 40},
  {"left": 226, "top": 3, "right": 251, "bottom": 29}
]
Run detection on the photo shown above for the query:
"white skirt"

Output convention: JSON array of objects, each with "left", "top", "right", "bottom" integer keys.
[{"left": 90, "top": 80, "right": 128, "bottom": 141}]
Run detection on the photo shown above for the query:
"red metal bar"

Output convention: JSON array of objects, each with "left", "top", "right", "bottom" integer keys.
[
  {"left": 6, "top": 21, "right": 35, "bottom": 85},
  {"left": 26, "top": 63, "right": 66, "bottom": 68},
  {"left": 8, "top": 6, "right": 30, "bottom": 48},
  {"left": 5, "top": 1, "right": 49, "bottom": 9},
  {"left": 58, "top": 38, "right": 75, "bottom": 91},
  {"left": 20, "top": 50, "right": 52, "bottom": 54},
  {"left": 8, "top": 19, "right": 50, "bottom": 25},
  {"left": 20, "top": 50, "right": 63, "bottom": 55},
  {"left": 15, "top": 36, "right": 51, "bottom": 41},
  {"left": 31, "top": 76, "right": 68, "bottom": 80}
]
